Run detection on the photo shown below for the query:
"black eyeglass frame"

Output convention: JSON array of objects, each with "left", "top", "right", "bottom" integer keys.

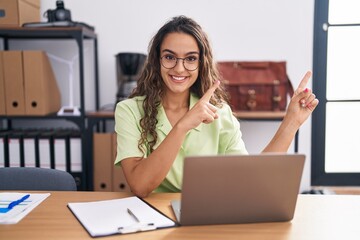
[{"left": 160, "top": 56, "right": 200, "bottom": 71}]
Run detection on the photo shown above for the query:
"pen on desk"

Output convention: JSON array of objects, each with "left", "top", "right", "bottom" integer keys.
[
  {"left": 127, "top": 208, "right": 140, "bottom": 223},
  {"left": 118, "top": 208, "right": 156, "bottom": 233},
  {"left": 8, "top": 194, "right": 30, "bottom": 210}
]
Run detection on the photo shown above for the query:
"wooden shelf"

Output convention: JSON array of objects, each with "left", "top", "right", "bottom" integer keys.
[
  {"left": 233, "top": 111, "right": 286, "bottom": 120},
  {"left": 316, "top": 186, "right": 360, "bottom": 195},
  {"left": 86, "top": 111, "right": 114, "bottom": 118},
  {"left": 0, "top": 26, "right": 96, "bottom": 39}
]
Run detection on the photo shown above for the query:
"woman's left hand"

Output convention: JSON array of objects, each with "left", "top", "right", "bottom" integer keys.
[{"left": 285, "top": 71, "right": 319, "bottom": 127}]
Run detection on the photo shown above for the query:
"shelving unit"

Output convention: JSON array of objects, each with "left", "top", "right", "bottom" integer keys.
[{"left": 0, "top": 27, "right": 99, "bottom": 190}]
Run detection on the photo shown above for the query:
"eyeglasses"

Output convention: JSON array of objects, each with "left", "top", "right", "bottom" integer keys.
[{"left": 160, "top": 54, "right": 200, "bottom": 71}]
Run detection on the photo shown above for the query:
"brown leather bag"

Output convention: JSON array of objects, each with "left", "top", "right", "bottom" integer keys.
[{"left": 217, "top": 61, "right": 294, "bottom": 112}]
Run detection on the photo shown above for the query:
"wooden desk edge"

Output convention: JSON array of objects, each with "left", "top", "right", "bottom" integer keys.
[{"left": 233, "top": 111, "right": 286, "bottom": 120}]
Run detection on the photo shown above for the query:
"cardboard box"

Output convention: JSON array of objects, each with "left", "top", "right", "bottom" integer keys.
[
  {"left": 93, "top": 133, "right": 113, "bottom": 192},
  {"left": 93, "top": 132, "right": 130, "bottom": 192},
  {"left": 1, "top": 50, "right": 61, "bottom": 116},
  {"left": 0, "top": 0, "right": 40, "bottom": 27},
  {"left": 112, "top": 133, "right": 130, "bottom": 192},
  {"left": 23, "top": 51, "right": 61, "bottom": 115},
  {"left": 3, "top": 51, "right": 25, "bottom": 115},
  {"left": 0, "top": 52, "right": 5, "bottom": 115}
]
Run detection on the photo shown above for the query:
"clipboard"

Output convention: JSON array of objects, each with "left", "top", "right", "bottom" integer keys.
[{"left": 67, "top": 196, "right": 178, "bottom": 237}]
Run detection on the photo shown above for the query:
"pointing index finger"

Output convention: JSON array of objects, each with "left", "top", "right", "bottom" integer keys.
[
  {"left": 297, "top": 71, "right": 312, "bottom": 90},
  {"left": 201, "top": 80, "right": 220, "bottom": 102}
]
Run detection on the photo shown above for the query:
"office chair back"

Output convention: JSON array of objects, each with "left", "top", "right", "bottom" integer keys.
[{"left": 0, "top": 167, "right": 77, "bottom": 191}]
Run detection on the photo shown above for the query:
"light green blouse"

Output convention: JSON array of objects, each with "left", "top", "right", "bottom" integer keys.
[{"left": 114, "top": 92, "right": 248, "bottom": 192}]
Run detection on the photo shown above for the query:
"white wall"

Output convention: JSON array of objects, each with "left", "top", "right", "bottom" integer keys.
[{"left": 40, "top": 0, "right": 315, "bottom": 191}]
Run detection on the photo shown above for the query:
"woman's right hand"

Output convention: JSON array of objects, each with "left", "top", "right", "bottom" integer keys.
[{"left": 176, "top": 80, "right": 220, "bottom": 131}]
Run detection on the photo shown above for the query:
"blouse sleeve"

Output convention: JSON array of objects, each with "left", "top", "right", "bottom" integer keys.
[{"left": 114, "top": 99, "right": 145, "bottom": 165}]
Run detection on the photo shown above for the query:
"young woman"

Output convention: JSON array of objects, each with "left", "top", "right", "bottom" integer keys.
[{"left": 114, "top": 16, "right": 318, "bottom": 197}]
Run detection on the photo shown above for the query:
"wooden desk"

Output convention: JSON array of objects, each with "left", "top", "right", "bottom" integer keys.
[{"left": 1, "top": 191, "right": 360, "bottom": 240}]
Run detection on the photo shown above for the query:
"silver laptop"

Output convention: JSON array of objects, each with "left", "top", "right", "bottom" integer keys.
[{"left": 171, "top": 154, "right": 305, "bottom": 226}]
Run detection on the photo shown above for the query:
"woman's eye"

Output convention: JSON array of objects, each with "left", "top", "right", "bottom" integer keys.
[
  {"left": 165, "top": 55, "right": 176, "bottom": 61},
  {"left": 186, "top": 56, "right": 197, "bottom": 62}
]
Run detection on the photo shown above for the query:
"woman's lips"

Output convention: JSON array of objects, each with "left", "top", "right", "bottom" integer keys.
[{"left": 171, "top": 75, "right": 187, "bottom": 82}]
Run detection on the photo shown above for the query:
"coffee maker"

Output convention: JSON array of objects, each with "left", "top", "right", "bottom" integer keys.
[{"left": 115, "top": 52, "right": 147, "bottom": 104}]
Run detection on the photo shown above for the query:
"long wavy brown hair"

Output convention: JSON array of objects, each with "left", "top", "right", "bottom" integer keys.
[{"left": 130, "top": 15, "right": 229, "bottom": 154}]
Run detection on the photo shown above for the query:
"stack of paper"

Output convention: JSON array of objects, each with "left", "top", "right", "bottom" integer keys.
[
  {"left": 0, "top": 192, "right": 50, "bottom": 224},
  {"left": 68, "top": 196, "right": 177, "bottom": 237}
]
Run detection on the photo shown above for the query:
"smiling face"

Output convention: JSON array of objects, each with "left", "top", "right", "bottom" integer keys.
[{"left": 160, "top": 32, "right": 200, "bottom": 97}]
